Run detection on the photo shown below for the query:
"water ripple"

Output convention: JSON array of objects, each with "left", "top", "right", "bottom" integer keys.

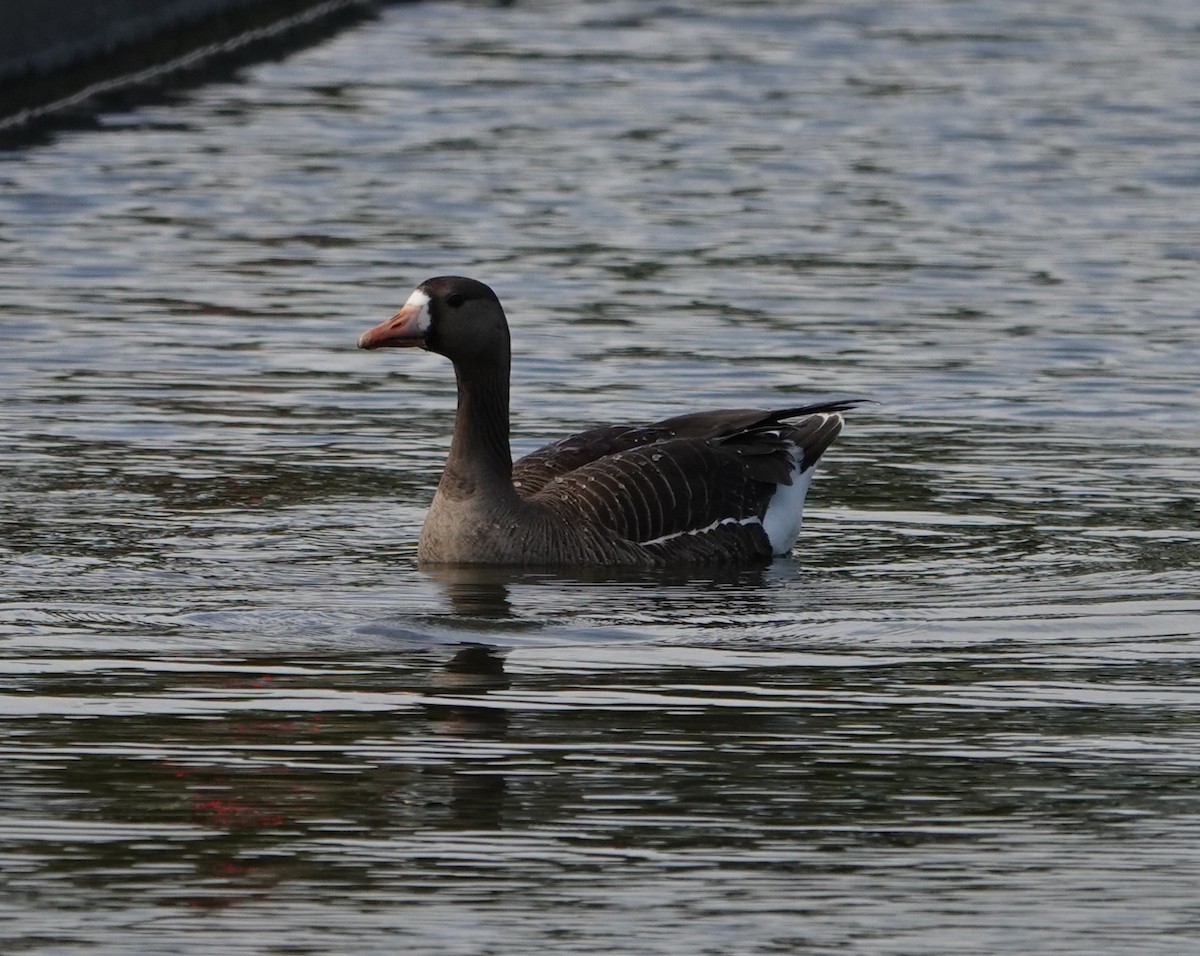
[{"left": 3, "top": 0, "right": 1200, "bottom": 953}]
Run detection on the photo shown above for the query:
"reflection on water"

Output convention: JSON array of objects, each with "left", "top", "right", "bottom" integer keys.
[
  {"left": 5, "top": 624, "right": 1200, "bottom": 951},
  {"left": 2, "top": 0, "right": 1200, "bottom": 952}
]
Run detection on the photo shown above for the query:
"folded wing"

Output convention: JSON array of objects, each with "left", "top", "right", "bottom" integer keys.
[{"left": 522, "top": 400, "right": 860, "bottom": 561}]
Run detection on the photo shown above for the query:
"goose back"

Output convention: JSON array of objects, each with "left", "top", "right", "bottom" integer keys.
[{"left": 511, "top": 400, "right": 861, "bottom": 495}]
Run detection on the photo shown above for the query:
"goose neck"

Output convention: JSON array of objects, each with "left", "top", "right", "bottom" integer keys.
[{"left": 440, "top": 357, "right": 515, "bottom": 501}]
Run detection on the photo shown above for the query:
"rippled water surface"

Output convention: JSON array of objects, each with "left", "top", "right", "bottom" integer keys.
[{"left": 3, "top": 1, "right": 1200, "bottom": 953}]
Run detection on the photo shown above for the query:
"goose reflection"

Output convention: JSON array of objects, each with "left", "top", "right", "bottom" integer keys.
[
  {"left": 420, "top": 559, "right": 802, "bottom": 658},
  {"left": 423, "top": 642, "right": 511, "bottom": 736},
  {"left": 422, "top": 556, "right": 777, "bottom": 614},
  {"left": 421, "top": 642, "right": 512, "bottom": 827},
  {"left": 421, "top": 564, "right": 532, "bottom": 620}
]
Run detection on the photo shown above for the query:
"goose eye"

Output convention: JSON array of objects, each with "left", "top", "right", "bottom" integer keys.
[{"left": 445, "top": 293, "right": 465, "bottom": 308}]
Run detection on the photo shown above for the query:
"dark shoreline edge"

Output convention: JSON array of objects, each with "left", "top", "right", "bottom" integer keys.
[{"left": 0, "top": 0, "right": 399, "bottom": 140}]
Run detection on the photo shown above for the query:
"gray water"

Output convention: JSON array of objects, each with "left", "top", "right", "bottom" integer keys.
[{"left": 3, "top": 1, "right": 1200, "bottom": 953}]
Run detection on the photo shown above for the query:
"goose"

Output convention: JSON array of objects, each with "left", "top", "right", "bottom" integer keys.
[{"left": 358, "top": 276, "right": 862, "bottom": 566}]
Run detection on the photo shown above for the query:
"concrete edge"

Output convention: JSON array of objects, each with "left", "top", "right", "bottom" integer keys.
[{"left": 0, "top": 0, "right": 382, "bottom": 134}]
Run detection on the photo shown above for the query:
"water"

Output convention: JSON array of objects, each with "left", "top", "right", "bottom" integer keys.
[{"left": 3, "top": 0, "right": 1200, "bottom": 952}]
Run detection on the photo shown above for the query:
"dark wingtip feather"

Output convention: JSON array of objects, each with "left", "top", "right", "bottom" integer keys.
[
  {"left": 771, "top": 397, "right": 876, "bottom": 419},
  {"left": 788, "top": 412, "right": 845, "bottom": 471}
]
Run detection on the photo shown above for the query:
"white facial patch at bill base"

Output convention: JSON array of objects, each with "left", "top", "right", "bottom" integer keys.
[{"left": 404, "top": 288, "right": 433, "bottom": 334}]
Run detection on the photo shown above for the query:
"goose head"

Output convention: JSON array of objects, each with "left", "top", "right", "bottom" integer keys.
[{"left": 357, "top": 276, "right": 509, "bottom": 364}]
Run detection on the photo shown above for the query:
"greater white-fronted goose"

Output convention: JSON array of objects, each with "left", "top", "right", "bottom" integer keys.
[{"left": 358, "top": 276, "right": 862, "bottom": 566}]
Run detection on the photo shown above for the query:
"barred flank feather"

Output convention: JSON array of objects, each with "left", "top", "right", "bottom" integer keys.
[{"left": 523, "top": 403, "right": 852, "bottom": 564}]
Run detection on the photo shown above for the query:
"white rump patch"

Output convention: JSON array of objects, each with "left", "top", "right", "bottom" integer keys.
[
  {"left": 405, "top": 288, "right": 433, "bottom": 334},
  {"left": 638, "top": 428, "right": 826, "bottom": 555},
  {"left": 762, "top": 441, "right": 816, "bottom": 555}
]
